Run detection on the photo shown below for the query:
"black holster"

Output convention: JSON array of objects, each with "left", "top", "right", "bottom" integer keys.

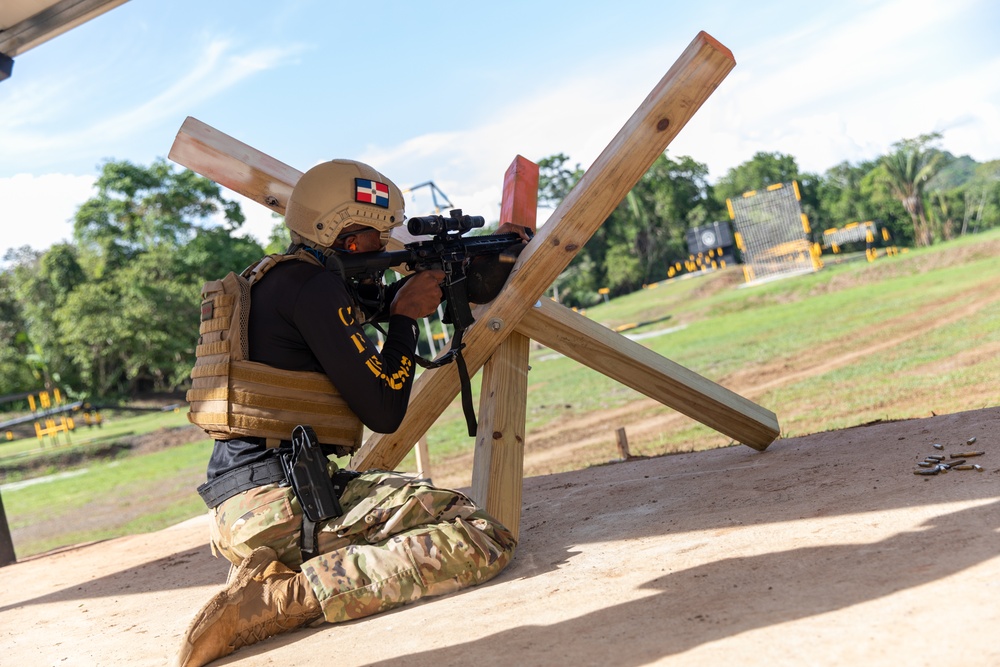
[{"left": 281, "top": 424, "right": 358, "bottom": 561}]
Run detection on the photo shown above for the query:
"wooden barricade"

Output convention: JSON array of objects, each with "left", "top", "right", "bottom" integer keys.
[{"left": 169, "top": 32, "right": 780, "bottom": 541}]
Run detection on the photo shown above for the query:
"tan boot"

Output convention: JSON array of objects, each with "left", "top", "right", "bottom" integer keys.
[{"left": 175, "top": 546, "right": 322, "bottom": 667}]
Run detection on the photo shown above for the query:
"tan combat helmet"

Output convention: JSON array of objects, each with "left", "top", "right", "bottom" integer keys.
[{"left": 285, "top": 159, "right": 404, "bottom": 249}]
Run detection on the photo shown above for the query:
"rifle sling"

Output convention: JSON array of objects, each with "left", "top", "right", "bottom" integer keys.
[
  {"left": 410, "top": 327, "right": 477, "bottom": 437},
  {"left": 451, "top": 328, "right": 478, "bottom": 437}
]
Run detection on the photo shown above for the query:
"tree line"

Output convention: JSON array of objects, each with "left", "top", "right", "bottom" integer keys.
[
  {"left": 539, "top": 133, "right": 999, "bottom": 306},
  {"left": 2, "top": 133, "right": 998, "bottom": 400},
  {"left": 1, "top": 160, "right": 266, "bottom": 401}
]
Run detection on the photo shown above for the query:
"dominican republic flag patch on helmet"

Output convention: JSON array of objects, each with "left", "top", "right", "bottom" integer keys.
[{"left": 355, "top": 178, "right": 390, "bottom": 208}]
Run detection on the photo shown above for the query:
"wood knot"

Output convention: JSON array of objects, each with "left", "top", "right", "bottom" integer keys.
[
  {"left": 565, "top": 243, "right": 578, "bottom": 252},
  {"left": 492, "top": 431, "right": 503, "bottom": 440},
  {"left": 550, "top": 237, "right": 561, "bottom": 246},
  {"left": 656, "top": 118, "right": 670, "bottom": 132}
]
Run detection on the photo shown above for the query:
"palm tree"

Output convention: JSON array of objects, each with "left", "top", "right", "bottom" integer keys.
[{"left": 877, "top": 133, "right": 946, "bottom": 246}]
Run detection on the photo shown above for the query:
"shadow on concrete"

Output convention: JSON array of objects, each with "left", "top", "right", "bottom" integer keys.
[
  {"left": 358, "top": 499, "right": 1000, "bottom": 666},
  {"left": 228, "top": 410, "right": 1000, "bottom": 665},
  {"left": 502, "top": 408, "right": 1000, "bottom": 581},
  {"left": 0, "top": 544, "right": 224, "bottom": 614},
  {"left": 4, "top": 407, "right": 998, "bottom": 663}
]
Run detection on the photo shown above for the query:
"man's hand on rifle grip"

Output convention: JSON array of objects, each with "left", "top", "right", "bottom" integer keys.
[{"left": 390, "top": 269, "right": 446, "bottom": 320}]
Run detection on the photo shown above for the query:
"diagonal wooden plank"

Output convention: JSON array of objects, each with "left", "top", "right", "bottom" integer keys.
[
  {"left": 471, "top": 155, "right": 538, "bottom": 538},
  {"left": 517, "top": 299, "right": 780, "bottom": 450},
  {"left": 168, "top": 117, "right": 419, "bottom": 250},
  {"left": 169, "top": 116, "right": 300, "bottom": 215},
  {"left": 352, "top": 31, "right": 739, "bottom": 471}
]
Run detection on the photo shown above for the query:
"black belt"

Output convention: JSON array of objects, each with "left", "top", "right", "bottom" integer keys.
[
  {"left": 198, "top": 438, "right": 361, "bottom": 561},
  {"left": 197, "top": 458, "right": 288, "bottom": 508}
]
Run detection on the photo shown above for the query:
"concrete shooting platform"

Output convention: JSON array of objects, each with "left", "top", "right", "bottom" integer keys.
[{"left": 2, "top": 406, "right": 997, "bottom": 666}]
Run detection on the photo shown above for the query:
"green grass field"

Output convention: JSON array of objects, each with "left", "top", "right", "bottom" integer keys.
[
  {"left": 0, "top": 409, "right": 189, "bottom": 473},
  {"left": 411, "top": 228, "right": 1000, "bottom": 461},
  {"left": 2, "top": 228, "right": 998, "bottom": 559}
]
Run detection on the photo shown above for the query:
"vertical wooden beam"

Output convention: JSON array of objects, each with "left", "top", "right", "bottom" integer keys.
[
  {"left": 352, "top": 31, "right": 737, "bottom": 471},
  {"left": 471, "top": 156, "right": 538, "bottom": 539},
  {"left": 471, "top": 333, "right": 530, "bottom": 536},
  {"left": 499, "top": 155, "right": 539, "bottom": 231},
  {"left": 616, "top": 427, "right": 631, "bottom": 460},
  {"left": 415, "top": 436, "right": 431, "bottom": 480},
  {"left": 0, "top": 491, "right": 15, "bottom": 567}
]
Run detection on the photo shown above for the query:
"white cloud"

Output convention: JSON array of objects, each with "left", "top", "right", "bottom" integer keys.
[
  {"left": 358, "top": 51, "right": 669, "bottom": 225},
  {"left": 359, "top": 15, "right": 962, "bottom": 223},
  {"left": 0, "top": 173, "right": 96, "bottom": 260},
  {"left": 0, "top": 176, "right": 284, "bottom": 262},
  {"left": 651, "top": 0, "right": 999, "bottom": 176},
  {"left": 0, "top": 39, "right": 307, "bottom": 171},
  {"left": 0, "top": 36, "right": 308, "bottom": 257},
  {"left": 229, "top": 192, "right": 283, "bottom": 247},
  {"left": 5, "top": 0, "right": 998, "bottom": 260},
  {"left": 351, "top": 6, "right": 999, "bottom": 229}
]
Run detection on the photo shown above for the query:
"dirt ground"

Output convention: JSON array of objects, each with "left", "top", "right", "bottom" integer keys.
[
  {"left": 1, "top": 405, "right": 997, "bottom": 666},
  {"left": 425, "top": 279, "right": 1000, "bottom": 492}
]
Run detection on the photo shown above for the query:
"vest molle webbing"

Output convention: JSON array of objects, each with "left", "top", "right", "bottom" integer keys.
[{"left": 186, "top": 252, "right": 363, "bottom": 455}]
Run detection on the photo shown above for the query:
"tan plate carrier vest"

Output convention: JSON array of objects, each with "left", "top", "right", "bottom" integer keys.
[{"left": 186, "top": 251, "right": 363, "bottom": 454}]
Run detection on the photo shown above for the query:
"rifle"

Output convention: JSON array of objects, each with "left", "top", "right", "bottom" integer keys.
[{"left": 326, "top": 209, "right": 529, "bottom": 436}]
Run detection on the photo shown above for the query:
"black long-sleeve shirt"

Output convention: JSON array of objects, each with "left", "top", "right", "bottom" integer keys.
[{"left": 205, "top": 259, "right": 419, "bottom": 479}]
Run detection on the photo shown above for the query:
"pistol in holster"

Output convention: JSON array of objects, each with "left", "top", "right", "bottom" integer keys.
[{"left": 281, "top": 424, "right": 358, "bottom": 560}]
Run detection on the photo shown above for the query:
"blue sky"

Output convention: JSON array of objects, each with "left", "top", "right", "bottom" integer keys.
[{"left": 2, "top": 0, "right": 999, "bottom": 260}]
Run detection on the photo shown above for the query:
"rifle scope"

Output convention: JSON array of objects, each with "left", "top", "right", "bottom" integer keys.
[{"left": 407, "top": 209, "right": 485, "bottom": 237}]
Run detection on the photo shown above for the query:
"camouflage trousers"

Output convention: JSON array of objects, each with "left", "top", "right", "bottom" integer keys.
[{"left": 209, "top": 469, "right": 517, "bottom": 623}]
